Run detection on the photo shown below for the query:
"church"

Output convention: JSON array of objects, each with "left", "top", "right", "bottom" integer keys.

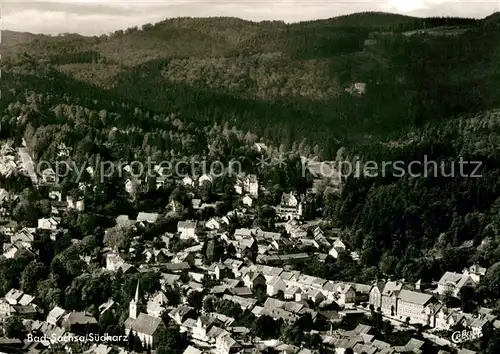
[{"left": 124, "top": 281, "right": 165, "bottom": 349}]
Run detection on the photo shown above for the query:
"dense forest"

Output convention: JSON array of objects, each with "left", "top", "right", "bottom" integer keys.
[{"left": 3, "top": 12, "right": 497, "bottom": 157}]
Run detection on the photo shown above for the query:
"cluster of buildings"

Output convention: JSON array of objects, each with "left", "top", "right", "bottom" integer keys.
[{"left": 0, "top": 142, "right": 495, "bottom": 354}]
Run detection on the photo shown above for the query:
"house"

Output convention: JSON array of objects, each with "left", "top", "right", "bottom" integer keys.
[
  {"left": 369, "top": 280, "right": 403, "bottom": 316},
  {"left": 143, "top": 249, "right": 171, "bottom": 264},
  {"left": 169, "top": 305, "right": 196, "bottom": 325},
  {"left": 67, "top": 196, "right": 85, "bottom": 211},
  {"left": 48, "top": 190, "right": 62, "bottom": 201},
  {"left": 124, "top": 282, "right": 165, "bottom": 349},
  {"left": 307, "top": 289, "right": 325, "bottom": 304},
  {"left": 242, "top": 195, "right": 253, "bottom": 207},
  {"left": 137, "top": 212, "right": 159, "bottom": 224},
  {"left": 192, "top": 315, "right": 219, "bottom": 342},
  {"left": 208, "top": 264, "right": 232, "bottom": 281},
  {"left": 205, "top": 218, "right": 221, "bottom": 231},
  {"left": 234, "top": 174, "right": 259, "bottom": 197},
  {"left": 61, "top": 311, "right": 98, "bottom": 333},
  {"left": 215, "top": 334, "right": 240, "bottom": 354},
  {"left": 229, "top": 287, "right": 252, "bottom": 297},
  {"left": 436, "top": 308, "right": 467, "bottom": 330},
  {"left": 183, "top": 346, "right": 202, "bottom": 354},
  {"left": 165, "top": 262, "right": 191, "bottom": 273},
  {"left": 345, "top": 82, "right": 367, "bottom": 96},
  {"left": 336, "top": 284, "right": 356, "bottom": 306},
  {"left": 10, "top": 227, "right": 36, "bottom": 246},
  {"left": 177, "top": 221, "right": 198, "bottom": 241},
  {"left": 41, "top": 168, "right": 57, "bottom": 184},
  {"left": 106, "top": 252, "right": 126, "bottom": 272},
  {"left": 168, "top": 199, "right": 184, "bottom": 214},
  {"left": 98, "top": 299, "right": 116, "bottom": 316},
  {"left": 276, "top": 192, "right": 301, "bottom": 220},
  {"left": 147, "top": 292, "right": 169, "bottom": 318},
  {"left": 222, "top": 295, "right": 257, "bottom": 311},
  {"left": 0, "top": 221, "right": 17, "bottom": 236},
  {"left": 285, "top": 286, "right": 302, "bottom": 300},
  {"left": 437, "top": 272, "right": 477, "bottom": 297},
  {"left": 182, "top": 176, "right": 195, "bottom": 187},
  {"left": 58, "top": 143, "right": 71, "bottom": 157},
  {"left": 463, "top": 264, "right": 487, "bottom": 283},
  {"left": 253, "top": 143, "right": 268, "bottom": 153},
  {"left": 396, "top": 290, "right": 440, "bottom": 326},
  {"left": 4, "top": 289, "right": 24, "bottom": 305},
  {"left": 2, "top": 243, "right": 34, "bottom": 259},
  {"left": 267, "top": 276, "right": 286, "bottom": 296},
  {"left": 47, "top": 306, "right": 66, "bottom": 326},
  {"left": 192, "top": 199, "right": 202, "bottom": 210},
  {"left": 37, "top": 217, "right": 58, "bottom": 231},
  {"left": 242, "top": 272, "right": 266, "bottom": 289},
  {"left": 234, "top": 228, "right": 255, "bottom": 239},
  {"left": 198, "top": 174, "right": 213, "bottom": 186}
]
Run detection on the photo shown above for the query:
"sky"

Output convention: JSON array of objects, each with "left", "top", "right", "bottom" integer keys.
[{"left": 2, "top": 0, "right": 499, "bottom": 36}]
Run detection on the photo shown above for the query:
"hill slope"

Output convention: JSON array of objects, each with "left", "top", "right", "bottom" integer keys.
[{"left": 1, "top": 12, "right": 497, "bottom": 158}]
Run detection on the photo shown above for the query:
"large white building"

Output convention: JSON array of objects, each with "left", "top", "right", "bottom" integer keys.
[
  {"left": 437, "top": 272, "right": 477, "bottom": 297},
  {"left": 395, "top": 290, "right": 440, "bottom": 327}
]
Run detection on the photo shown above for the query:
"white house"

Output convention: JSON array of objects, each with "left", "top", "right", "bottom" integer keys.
[
  {"left": 215, "top": 334, "right": 240, "bottom": 354},
  {"left": 437, "top": 272, "right": 477, "bottom": 297},
  {"left": 242, "top": 195, "right": 253, "bottom": 207},
  {"left": 67, "top": 196, "right": 85, "bottom": 211},
  {"left": 329, "top": 238, "right": 347, "bottom": 258},
  {"left": 336, "top": 284, "right": 356, "bottom": 306},
  {"left": 182, "top": 176, "right": 195, "bottom": 187},
  {"left": 47, "top": 306, "right": 66, "bottom": 326},
  {"left": 396, "top": 290, "right": 440, "bottom": 327},
  {"left": 205, "top": 218, "right": 221, "bottom": 230},
  {"left": 276, "top": 192, "right": 306, "bottom": 220},
  {"left": 137, "top": 212, "right": 159, "bottom": 224},
  {"left": 198, "top": 174, "right": 213, "bottom": 186},
  {"left": 177, "top": 221, "right": 198, "bottom": 241},
  {"left": 48, "top": 190, "right": 62, "bottom": 202},
  {"left": 267, "top": 276, "right": 286, "bottom": 297},
  {"left": 234, "top": 174, "right": 259, "bottom": 197},
  {"left": 37, "top": 217, "right": 59, "bottom": 231},
  {"left": 106, "top": 252, "right": 125, "bottom": 272},
  {"left": 253, "top": 143, "right": 268, "bottom": 153},
  {"left": 4, "top": 289, "right": 24, "bottom": 305},
  {"left": 463, "top": 264, "right": 487, "bottom": 284}
]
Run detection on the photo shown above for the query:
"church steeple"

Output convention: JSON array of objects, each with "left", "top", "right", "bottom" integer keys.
[{"left": 129, "top": 281, "right": 140, "bottom": 319}]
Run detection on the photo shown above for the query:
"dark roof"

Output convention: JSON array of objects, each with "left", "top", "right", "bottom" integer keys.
[{"left": 128, "top": 313, "right": 163, "bottom": 336}]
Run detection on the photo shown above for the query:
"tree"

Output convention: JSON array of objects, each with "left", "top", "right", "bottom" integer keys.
[
  {"left": 252, "top": 315, "right": 279, "bottom": 339},
  {"left": 187, "top": 290, "right": 204, "bottom": 311},
  {"left": 484, "top": 262, "right": 500, "bottom": 297},
  {"left": 36, "top": 276, "right": 62, "bottom": 310},
  {"left": 154, "top": 325, "right": 187, "bottom": 354},
  {"left": 4, "top": 315, "right": 24, "bottom": 339},
  {"left": 20, "top": 262, "right": 47, "bottom": 293}
]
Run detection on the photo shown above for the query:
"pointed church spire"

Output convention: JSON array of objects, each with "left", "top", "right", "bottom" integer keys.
[
  {"left": 129, "top": 280, "right": 140, "bottom": 320},
  {"left": 135, "top": 280, "right": 140, "bottom": 302}
]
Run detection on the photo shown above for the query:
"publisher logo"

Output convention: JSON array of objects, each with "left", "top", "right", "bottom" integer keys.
[{"left": 451, "top": 329, "right": 483, "bottom": 344}]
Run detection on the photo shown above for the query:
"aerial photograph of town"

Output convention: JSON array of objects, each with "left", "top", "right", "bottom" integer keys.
[{"left": 0, "top": 0, "right": 499, "bottom": 353}]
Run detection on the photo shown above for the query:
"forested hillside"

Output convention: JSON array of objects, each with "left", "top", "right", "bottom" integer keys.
[{"left": 3, "top": 12, "right": 495, "bottom": 158}]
